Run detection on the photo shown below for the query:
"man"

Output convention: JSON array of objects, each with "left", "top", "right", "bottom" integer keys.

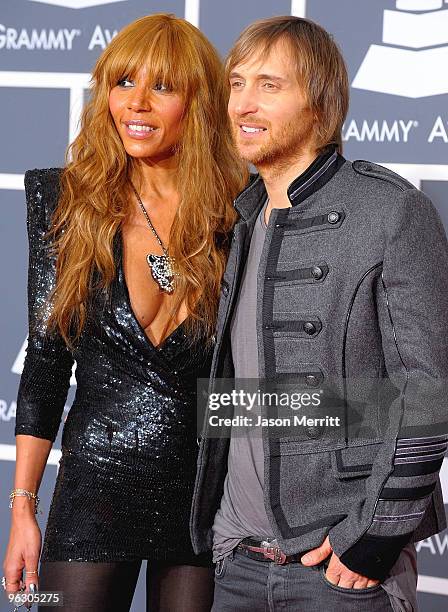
[{"left": 191, "top": 16, "right": 448, "bottom": 611}]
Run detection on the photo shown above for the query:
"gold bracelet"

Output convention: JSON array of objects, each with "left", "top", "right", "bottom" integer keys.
[{"left": 9, "top": 488, "right": 41, "bottom": 515}]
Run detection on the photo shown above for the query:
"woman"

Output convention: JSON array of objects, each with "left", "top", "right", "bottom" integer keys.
[{"left": 2, "top": 13, "right": 246, "bottom": 611}]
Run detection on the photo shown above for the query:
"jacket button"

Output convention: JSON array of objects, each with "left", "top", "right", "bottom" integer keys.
[
  {"left": 327, "top": 211, "right": 340, "bottom": 224},
  {"left": 305, "top": 374, "right": 319, "bottom": 387},
  {"left": 304, "top": 322, "right": 316, "bottom": 335},
  {"left": 311, "top": 266, "right": 323, "bottom": 280}
]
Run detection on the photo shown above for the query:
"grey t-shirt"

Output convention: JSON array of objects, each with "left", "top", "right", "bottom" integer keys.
[{"left": 212, "top": 199, "right": 274, "bottom": 562}]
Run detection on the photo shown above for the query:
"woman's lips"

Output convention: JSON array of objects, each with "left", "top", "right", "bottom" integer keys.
[{"left": 122, "top": 121, "right": 159, "bottom": 139}]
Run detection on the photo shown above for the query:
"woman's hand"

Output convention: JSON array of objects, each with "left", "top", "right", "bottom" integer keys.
[
  {"left": 3, "top": 505, "right": 42, "bottom": 597},
  {"left": 4, "top": 436, "right": 53, "bottom": 599}
]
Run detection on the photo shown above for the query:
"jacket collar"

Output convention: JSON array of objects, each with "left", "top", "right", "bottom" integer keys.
[{"left": 234, "top": 144, "right": 344, "bottom": 221}]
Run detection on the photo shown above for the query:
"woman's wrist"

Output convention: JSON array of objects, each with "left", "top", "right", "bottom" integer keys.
[
  {"left": 11, "top": 500, "right": 38, "bottom": 522},
  {"left": 9, "top": 488, "right": 41, "bottom": 515}
]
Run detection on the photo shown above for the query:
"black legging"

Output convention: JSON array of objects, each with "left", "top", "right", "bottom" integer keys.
[{"left": 37, "top": 560, "right": 215, "bottom": 611}]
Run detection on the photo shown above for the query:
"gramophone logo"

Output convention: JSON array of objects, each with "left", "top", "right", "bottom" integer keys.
[
  {"left": 29, "top": 0, "right": 127, "bottom": 8},
  {"left": 353, "top": 0, "right": 448, "bottom": 98}
]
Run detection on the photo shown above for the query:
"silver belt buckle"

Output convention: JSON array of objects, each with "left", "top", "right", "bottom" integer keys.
[
  {"left": 261, "top": 538, "right": 287, "bottom": 565},
  {"left": 260, "top": 538, "right": 277, "bottom": 548}
]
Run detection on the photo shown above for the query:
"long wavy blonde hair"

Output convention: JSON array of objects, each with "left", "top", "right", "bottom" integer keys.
[{"left": 46, "top": 13, "right": 247, "bottom": 348}]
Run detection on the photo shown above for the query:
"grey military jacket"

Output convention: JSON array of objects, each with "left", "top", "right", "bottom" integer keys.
[{"left": 190, "top": 156, "right": 448, "bottom": 580}]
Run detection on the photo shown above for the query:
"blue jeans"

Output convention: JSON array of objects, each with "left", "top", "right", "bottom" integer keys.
[{"left": 212, "top": 546, "right": 400, "bottom": 612}]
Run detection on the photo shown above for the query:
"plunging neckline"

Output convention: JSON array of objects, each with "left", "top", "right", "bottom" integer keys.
[{"left": 117, "top": 228, "right": 188, "bottom": 351}]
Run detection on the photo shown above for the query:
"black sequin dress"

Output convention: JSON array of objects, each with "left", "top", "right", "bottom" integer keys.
[{"left": 15, "top": 168, "right": 213, "bottom": 564}]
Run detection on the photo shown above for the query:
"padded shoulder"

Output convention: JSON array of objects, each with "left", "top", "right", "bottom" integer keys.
[
  {"left": 25, "top": 167, "right": 62, "bottom": 185},
  {"left": 24, "top": 167, "right": 63, "bottom": 231},
  {"left": 352, "top": 160, "right": 415, "bottom": 192},
  {"left": 24, "top": 167, "right": 63, "bottom": 198}
]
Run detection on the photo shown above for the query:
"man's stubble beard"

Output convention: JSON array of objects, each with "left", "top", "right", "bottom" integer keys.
[{"left": 233, "top": 111, "right": 315, "bottom": 176}]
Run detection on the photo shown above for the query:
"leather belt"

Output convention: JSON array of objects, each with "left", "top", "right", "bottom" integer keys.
[{"left": 237, "top": 537, "right": 306, "bottom": 565}]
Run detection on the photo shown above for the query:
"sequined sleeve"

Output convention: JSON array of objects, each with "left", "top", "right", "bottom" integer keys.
[{"left": 15, "top": 168, "right": 75, "bottom": 443}]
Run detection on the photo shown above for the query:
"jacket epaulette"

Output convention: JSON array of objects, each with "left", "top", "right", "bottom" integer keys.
[{"left": 352, "top": 160, "right": 415, "bottom": 192}]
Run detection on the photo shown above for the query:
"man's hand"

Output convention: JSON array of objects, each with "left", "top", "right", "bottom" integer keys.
[{"left": 300, "top": 536, "right": 380, "bottom": 589}]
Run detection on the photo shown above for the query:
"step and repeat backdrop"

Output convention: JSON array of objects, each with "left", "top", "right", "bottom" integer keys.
[{"left": 1, "top": 1, "right": 447, "bottom": 610}]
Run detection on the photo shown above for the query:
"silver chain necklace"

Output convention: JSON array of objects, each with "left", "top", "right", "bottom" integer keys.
[{"left": 130, "top": 182, "right": 176, "bottom": 294}]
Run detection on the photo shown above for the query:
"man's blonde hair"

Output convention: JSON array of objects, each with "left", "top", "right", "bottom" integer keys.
[{"left": 226, "top": 16, "right": 349, "bottom": 153}]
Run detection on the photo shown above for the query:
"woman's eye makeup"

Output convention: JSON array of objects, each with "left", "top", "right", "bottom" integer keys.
[
  {"left": 153, "top": 82, "right": 171, "bottom": 92},
  {"left": 117, "top": 77, "right": 134, "bottom": 87},
  {"left": 115, "top": 78, "right": 171, "bottom": 92}
]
